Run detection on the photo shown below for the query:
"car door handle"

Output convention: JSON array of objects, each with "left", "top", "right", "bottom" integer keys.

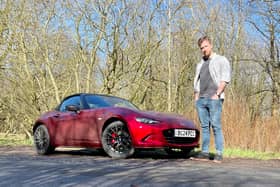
[{"left": 54, "top": 114, "right": 60, "bottom": 118}]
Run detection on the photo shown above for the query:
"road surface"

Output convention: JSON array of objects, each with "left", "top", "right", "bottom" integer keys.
[{"left": 0, "top": 146, "right": 280, "bottom": 187}]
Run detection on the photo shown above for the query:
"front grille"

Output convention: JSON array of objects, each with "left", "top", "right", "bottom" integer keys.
[{"left": 163, "top": 129, "right": 199, "bottom": 144}]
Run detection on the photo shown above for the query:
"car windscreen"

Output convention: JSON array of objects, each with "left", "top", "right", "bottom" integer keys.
[{"left": 85, "top": 95, "right": 139, "bottom": 110}]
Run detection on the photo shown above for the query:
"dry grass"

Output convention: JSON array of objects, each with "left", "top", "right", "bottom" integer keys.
[
  {"left": 190, "top": 99, "right": 280, "bottom": 153},
  {"left": 223, "top": 99, "right": 280, "bottom": 152},
  {"left": 185, "top": 100, "right": 280, "bottom": 153}
]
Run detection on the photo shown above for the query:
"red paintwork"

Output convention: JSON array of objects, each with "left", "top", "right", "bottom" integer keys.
[{"left": 34, "top": 105, "right": 200, "bottom": 150}]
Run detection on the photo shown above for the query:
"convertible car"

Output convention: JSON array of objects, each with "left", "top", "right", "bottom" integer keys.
[{"left": 33, "top": 93, "right": 200, "bottom": 158}]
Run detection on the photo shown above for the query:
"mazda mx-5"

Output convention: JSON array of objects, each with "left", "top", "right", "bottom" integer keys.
[{"left": 33, "top": 93, "right": 200, "bottom": 158}]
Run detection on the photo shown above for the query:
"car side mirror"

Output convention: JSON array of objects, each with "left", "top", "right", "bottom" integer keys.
[{"left": 66, "top": 105, "right": 80, "bottom": 113}]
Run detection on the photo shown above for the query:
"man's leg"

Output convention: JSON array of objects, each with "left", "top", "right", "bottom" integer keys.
[
  {"left": 209, "top": 99, "right": 223, "bottom": 155},
  {"left": 196, "top": 98, "right": 211, "bottom": 153}
]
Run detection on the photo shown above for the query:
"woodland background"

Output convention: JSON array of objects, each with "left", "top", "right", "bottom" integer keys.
[{"left": 0, "top": 0, "right": 279, "bottom": 152}]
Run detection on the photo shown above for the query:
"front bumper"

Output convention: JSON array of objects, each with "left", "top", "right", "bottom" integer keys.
[{"left": 129, "top": 124, "right": 200, "bottom": 148}]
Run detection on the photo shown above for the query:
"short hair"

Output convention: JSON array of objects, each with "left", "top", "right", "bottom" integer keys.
[{"left": 197, "top": 36, "right": 211, "bottom": 46}]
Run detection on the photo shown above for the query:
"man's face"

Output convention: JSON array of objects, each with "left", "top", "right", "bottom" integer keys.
[{"left": 199, "top": 40, "right": 213, "bottom": 59}]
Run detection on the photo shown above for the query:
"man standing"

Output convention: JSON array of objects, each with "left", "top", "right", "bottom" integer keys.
[{"left": 193, "top": 36, "right": 231, "bottom": 163}]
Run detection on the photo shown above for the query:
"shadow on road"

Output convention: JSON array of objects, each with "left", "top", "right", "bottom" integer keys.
[{"left": 52, "top": 148, "right": 195, "bottom": 160}]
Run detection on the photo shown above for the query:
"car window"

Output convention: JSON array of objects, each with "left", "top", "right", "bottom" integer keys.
[
  {"left": 85, "top": 95, "right": 111, "bottom": 109},
  {"left": 59, "top": 96, "right": 81, "bottom": 112},
  {"left": 85, "top": 95, "right": 138, "bottom": 110}
]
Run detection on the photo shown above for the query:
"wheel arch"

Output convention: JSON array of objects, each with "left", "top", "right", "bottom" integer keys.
[
  {"left": 101, "top": 117, "right": 135, "bottom": 158},
  {"left": 33, "top": 122, "right": 54, "bottom": 147},
  {"left": 102, "top": 117, "right": 129, "bottom": 133},
  {"left": 33, "top": 122, "right": 45, "bottom": 135},
  {"left": 101, "top": 117, "right": 136, "bottom": 145},
  {"left": 33, "top": 122, "right": 55, "bottom": 155}
]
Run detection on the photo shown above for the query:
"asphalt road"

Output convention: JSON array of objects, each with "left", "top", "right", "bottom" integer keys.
[{"left": 0, "top": 146, "right": 280, "bottom": 187}]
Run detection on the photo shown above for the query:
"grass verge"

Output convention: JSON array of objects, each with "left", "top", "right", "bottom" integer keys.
[
  {"left": 192, "top": 147, "right": 280, "bottom": 160},
  {"left": 224, "top": 148, "right": 280, "bottom": 160},
  {"left": 0, "top": 133, "right": 32, "bottom": 146}
]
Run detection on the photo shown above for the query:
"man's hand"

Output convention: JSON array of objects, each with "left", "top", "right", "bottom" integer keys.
[
  {"left": 194, "top": 92, "right": 199, "bottom": 101},
  {"left": 211, "top": 93, "right": 220, "bottom": 100}
]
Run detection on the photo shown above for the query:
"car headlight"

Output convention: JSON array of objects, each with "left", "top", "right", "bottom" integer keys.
[{"left": 135, "top": 117, "right": 160, "bottom": 124}]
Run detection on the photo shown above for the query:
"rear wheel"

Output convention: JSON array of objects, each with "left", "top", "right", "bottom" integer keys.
[
  {"left": 102, "top": 121, "right": 134, "bottom": 159},
  {"left": 33, "top": 125, "right": 55, "bottom": 155}
]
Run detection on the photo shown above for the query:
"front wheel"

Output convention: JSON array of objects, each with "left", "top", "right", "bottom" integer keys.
[
  {"left": 33, "top": 125, "right": 55, "bottom": 155},
  {"left": 102, "top": 121, "right": 134, "bottom": 159}
]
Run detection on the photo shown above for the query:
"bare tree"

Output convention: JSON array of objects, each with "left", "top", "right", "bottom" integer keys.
[
  {"left": 0, "top": 0, "right": 76, "bottom": 137},
  {"left": 246, "top": 0, "right": 280, "bottom": 116},
  {"left": 0, "top": 0, "right": 279, "bottom": 141}
]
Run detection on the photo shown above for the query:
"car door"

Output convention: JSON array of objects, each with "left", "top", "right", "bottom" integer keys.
[
  {"left": 71, "top": 109, "right": 100, "bottom": 146},
  {"left": 71, "top": 94, "right": 104, "bottom": 145},
  {"left": 52, "top": 95, "right": 82, "bottom": 145}
]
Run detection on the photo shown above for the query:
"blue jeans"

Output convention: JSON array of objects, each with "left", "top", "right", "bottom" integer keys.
[{"left": 196, "top": 98, "right": 224, "bottom": 155}]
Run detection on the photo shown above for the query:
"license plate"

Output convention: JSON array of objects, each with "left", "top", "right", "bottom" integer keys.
[{"left": 174, "top": 129, "right": 196, "bottom": 138}]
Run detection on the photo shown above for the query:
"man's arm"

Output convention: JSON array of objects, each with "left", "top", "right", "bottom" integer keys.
[
  {"left": 212, "top": 81, "right": 228, "bottom": 99},
  {"left": 216, "top": 81, "right": 228, "bottom": 96}
]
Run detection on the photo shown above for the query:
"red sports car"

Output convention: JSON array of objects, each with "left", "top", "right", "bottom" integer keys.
[{"left": 33, "top": 93, "right": 200, "bottom": 158}]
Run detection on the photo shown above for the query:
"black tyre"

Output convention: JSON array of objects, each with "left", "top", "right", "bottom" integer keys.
[
  {"left": 33, "top": 125, "right": 55, "bottom": 155},
  {"left": 165, "top": 148, "right": 192, "bottom": 157},
  {"left": 102, "top": 121, "right": 134, "bottom": 159}
]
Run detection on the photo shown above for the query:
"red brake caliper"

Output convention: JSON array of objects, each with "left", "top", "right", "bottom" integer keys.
[{"left": 111, "top": 133, "right": 117, "bottom": 144}]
